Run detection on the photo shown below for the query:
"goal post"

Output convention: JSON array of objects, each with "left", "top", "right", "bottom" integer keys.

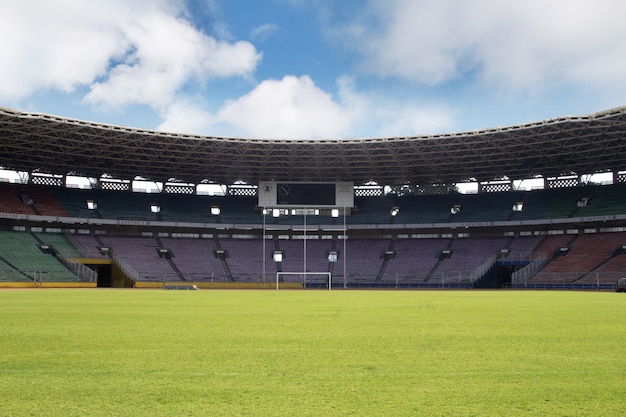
[{"left": 276, "top": 272, "right": 332, "bottom": 290}]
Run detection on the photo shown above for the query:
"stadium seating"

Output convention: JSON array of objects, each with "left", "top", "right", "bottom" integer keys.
[
  {"left": 448, "top": 193, "right": 518, "bottom": 223},
  {"left": 382, "top": 238, "right": 449, "bottom": 283},
  {"left": 219, "top": 238, "right": 270, "bottom": 282},
  {"left": 574, "top": 183, "right": 626, "bottom": 216},
  {"left": 4, "top": 180, "right": 626, "bottom": 288},
  {"left": 387, "top": 194, "right": 454, "bottom": 224},
  {"left": 0, "top": 230, "right": 79, "bottom": 281},
  {"left": 90, "top": 189, "right": 155, "bottom": 221},
  {"left": 98, "top": 236, "right": 177, "bottom": 281},
  {"left": 159, "top": 237, "right": 227, "bottom": 281},
  {"left": 0, "top": 183, "right": 34, "bottom": 215},
  {"left": 529, "top": 232, "right": 626, "bottom": 284},
  {"left": 339, "top": 239, "right": 390, "bottom": 283},
  {"left": 22, "top": 185, "right": 69, "bottom": 217},
  {"left": 428, "top": 237, "right": 511, "bottom": 283},
  {"left": 276, "top": 239, "right": 332, "bottom": 278},
  {"left": 52, "top": 187, "right": 100, "bottom": 219},
  {"left": 2, "top": 182, "right": 626, "bottom": 224}
]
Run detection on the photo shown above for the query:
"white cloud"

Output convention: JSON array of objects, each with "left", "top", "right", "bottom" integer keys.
[
  {"left": 250, "top": 23, "right": 280, "bottom": 42},
  {"left": 337, "top": 0, "right": 626, "bottom": 91},
  {"left": 215, "top": 75, "right": 353, "bottom": 139},
  {"left": 0, "top": 0, "right": 261, "bottom": 109},
  {"left": 157, "top": 98, "right": 216, "bottom": 135},
  {"left": 333, "top": 76, "right": 454, "bottom": 137},
  {"left": 155, "top": 74, "right": 454, "bottom": 139},
  {"left": 0, "top": 1, "right": 128, "bottom": 100}
]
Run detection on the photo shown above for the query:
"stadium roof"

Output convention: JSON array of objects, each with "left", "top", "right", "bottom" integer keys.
[{"left": 2, "top": 106, "right": 626, "bottom": 186}]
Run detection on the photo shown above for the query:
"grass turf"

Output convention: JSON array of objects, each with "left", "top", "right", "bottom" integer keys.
[{"left": 0, "top": 289, "right": 624, "bottom": 416}]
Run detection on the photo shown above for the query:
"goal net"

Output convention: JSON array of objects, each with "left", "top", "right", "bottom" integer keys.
[{"left": 276, "top": 272, "right": 332, "bottom": 290}]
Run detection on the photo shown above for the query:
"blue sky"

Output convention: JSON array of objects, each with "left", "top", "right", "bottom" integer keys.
[{"left": 1, "top": 0, "right": 626, "bottom": 140}]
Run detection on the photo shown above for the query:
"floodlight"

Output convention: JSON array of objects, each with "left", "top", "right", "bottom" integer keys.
[
  {"left": 157, "top": 248, "right": 172, "bottom": 259},
  {"left": 273, "top": 250, "right": 284, "bottom": 262},
  {"left": 390, "top": 207, "right": 400, "bottom": 216},
  {"left": 38, "top": 244, "right": 53, "bottom": 254},
  {"left": 214, "top": 249, "right": 229, "bottom": 259},
  {"left": 150, "top": 204, "right": 161, "bottom": 213},
  {"left": 211, "top": 206, "right": 221, "bottom": 215},
  {"left": 86, "top": 199, "right": 97, "bottom": 210},
  {"left": 328, "top": 251, "right": 338, "bottom": 262},
  {"left": 98, "top": 246, "right": 111, "bottom": 256},
  {"left": 331, "top": 209, "right": 339, "bottom": 218}
]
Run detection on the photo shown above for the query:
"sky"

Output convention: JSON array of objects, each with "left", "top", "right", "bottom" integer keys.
[{"left": 1, "top": 0, "right": 626, "bottom": 140}]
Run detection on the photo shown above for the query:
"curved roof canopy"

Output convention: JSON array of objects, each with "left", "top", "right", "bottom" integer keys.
[{"left": 2, "top": 106, "right": 626, "bottom": 186}]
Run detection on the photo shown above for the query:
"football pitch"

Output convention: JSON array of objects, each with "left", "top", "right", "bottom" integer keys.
[{"left": 0, "top": 289, "right": 624, "bottom": 416}]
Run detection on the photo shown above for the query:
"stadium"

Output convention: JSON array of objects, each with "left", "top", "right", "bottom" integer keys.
[
  {"left": 2, "top": 105, "right": 626, "bottom": 289},
  {"left": 2, "top": 106, "right": 626, "bottom": 416}
]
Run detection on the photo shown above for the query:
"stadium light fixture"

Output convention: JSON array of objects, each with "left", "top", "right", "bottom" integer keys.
[
  {"left": 327, "top": 250, "right": 338, "bottom": 262},
  {"left": 98, "top": 246, "right": 111, "bottom": 256},
  {"left": 86, "top": 199, "right": 97, "bottom": 210},
  {"left": 211, "top": 206, "right": 220, "bottom": 215},
  {"left": 272, "top": 208, "right": 280, "bottom": 218},
  {"left": 150, "top": 204, "right": 161, "bottom": 213},
  {"left": 331, "top": 209, "right": 339, "bottom": 218},
  {"left": 390, "top": 207, "right": 400, "bottom": 216},
  {"left": 214, "top": 249, "right": 229, "bottom": 259},
  {"left": 273, "top": 250, "right": 284, "bottom": 262},
  {"left": 157, "top": 248, "right": 172, "bottom": 259},
  {"left": 38, "top": 244, "right": 54, "bottom": 254}
]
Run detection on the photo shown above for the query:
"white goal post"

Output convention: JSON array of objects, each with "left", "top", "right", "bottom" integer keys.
[{"left": 276, "top": 272, "right": 332, "bottom": 290}]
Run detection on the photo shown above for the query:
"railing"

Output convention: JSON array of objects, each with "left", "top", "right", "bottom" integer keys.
[
  {"left": 0, "top": 270, "right": 32, "bottom": 282},
  {"left": 508, "top": 282, "right": 614, "bottom": 290},
  {"left": 511, "top": 253, "right": 548, "bottom": 285},
  {"left": 498, "top": 249, "right": 534, "bottom": 264},
  {"left": 511, "top": 270, "right": 623, "bottom": 287},
  {"left": 60, "top": 252, "right": 98, "bottom": 282},
  {"left": 0, "top": 270, "right": 86, "bottom": 283},
  {"left": 110, "top": 252, "right": 139, "bottom": 281},
  {"left": 4, "top": 211, "right": 626, "bottom": 232}
]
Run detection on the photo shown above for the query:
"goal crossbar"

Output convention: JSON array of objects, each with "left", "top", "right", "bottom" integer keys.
[{"left": 276, "top": 272, "right": 332, "bottom": 290}]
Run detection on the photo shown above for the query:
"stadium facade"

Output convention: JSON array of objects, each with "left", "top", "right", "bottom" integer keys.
[{"left": 2, "top": 106, "right": 626, "bottom": 290}]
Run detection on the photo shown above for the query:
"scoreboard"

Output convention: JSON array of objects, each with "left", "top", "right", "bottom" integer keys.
[{"left": 258, "top": 182, "right": 354, "bottom": 208}]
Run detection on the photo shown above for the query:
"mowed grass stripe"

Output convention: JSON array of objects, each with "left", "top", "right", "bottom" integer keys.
[{"left": 0, "top": 290, "right": 624, "bottom": 416}]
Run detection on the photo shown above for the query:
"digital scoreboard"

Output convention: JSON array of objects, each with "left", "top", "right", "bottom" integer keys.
[{"left": 258, "top": 182, "right": 354, "bottom": 208}]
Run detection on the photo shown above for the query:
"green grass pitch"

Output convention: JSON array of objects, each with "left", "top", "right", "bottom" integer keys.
[{"left": 0, "top": 289, "right": 624, "bottom": 416}]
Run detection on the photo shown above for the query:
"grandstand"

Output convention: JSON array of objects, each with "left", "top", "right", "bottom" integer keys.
[{"left": 2, "top": 105, "right": 626, "bottom": 289}]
